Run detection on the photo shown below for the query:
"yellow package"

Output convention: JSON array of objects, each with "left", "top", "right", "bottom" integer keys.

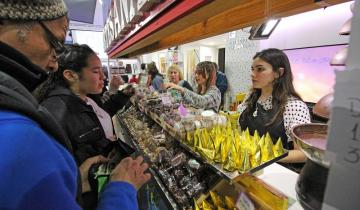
[
  {"left": 197, "top": 146, "right": 215, "bottom": 162},
  {"left": 221, "top": 134, "right": 231, "bottom": 163},
  {"left": 250, "top": 143, "right": 261, "bottom": 168},
  {"left": 213, "top": 135, "right": 222, "bottom": 163},
  {"left": 204, "top": 128, "right": 214, "bottom": 150},
  {"left": 203, "top": 200, "right": 215, "bottom": 210},
  {"left": 224, "top": 196, "right": 235, "bottom": 209},
  {"left": 193, "top": 129, "right": 200, "bottom": 148},
  {"left": 240, "top": 149, "right": 251, "bottom": 172},
  {"left": 186, "top": 131, "right": 193, "bottom": 146},
  {"left": 199, "top": 129, "right": 207, "bottom": 149},
  {"left": 253, "top": 130, "right": 260, "bottom": 143},
  {"left": 194, "top": 198, "right": 200, "bottom": 210},
  {"left": 234, "top": 130, "right": 241, "bottom": 150},
  {"left": 261, "top": 133, "right": 275, "bottom": 162},
  {"left": 224, "top": 143, "right": 238, "bottom": 172},
  {"left": 258, "top": 135, "right": 265, "bottom": 148},
  {"left": 243, "top": 127, "right": 251, "bottom": 141},
  {"left": 210, "top": 191, "right": 225, "bottom": 207},
  {"left": 273, "top": 137, "right": 284, "bottom": 157}
]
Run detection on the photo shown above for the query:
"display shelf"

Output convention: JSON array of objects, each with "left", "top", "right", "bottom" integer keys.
[
  {"left": 113, "top": 113, "right": 180, "bottom": 210},
  {"left": 115, "top": 109, "right": 223, "bottom": 209},
  {"left": 130, "top": 98, "right": 288, "bottom": 181}
]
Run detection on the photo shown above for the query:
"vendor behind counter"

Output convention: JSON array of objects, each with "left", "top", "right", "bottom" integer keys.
[{"left": 237, "top": 48, "right": 311, "bottom": 170}]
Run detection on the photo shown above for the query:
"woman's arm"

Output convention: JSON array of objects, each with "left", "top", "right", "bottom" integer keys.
[
  {"left": 281, "top": 97, "right": 311, "bottom": 163},
  {"left": 278, "top": 141, "right": 307, "bottom": 163},
  {"left": 182, "top": 86, "right": 221, "bottom": 111}
]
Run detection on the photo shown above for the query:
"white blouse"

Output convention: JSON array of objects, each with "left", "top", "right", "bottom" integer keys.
[
  {"left": 85, "top": 97, "right": 115, "bottom": 141},
  {"left": 237, "top": 95, "right": 311, "bottom": 142}
]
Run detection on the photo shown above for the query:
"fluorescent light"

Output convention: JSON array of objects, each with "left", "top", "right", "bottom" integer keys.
[
  {"left": 249, "top": 19, "right": 281, "bottom": 40},
  {"left": 262, "top": 19, "right": 279, "bottom": 36},
  {"left": 98, "top": 0, "right": 103, "bottom": 5}
]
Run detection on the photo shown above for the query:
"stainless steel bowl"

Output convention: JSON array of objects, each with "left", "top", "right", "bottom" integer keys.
[{"left": 291, "top": 123, "right": 330, "bottom": 168}]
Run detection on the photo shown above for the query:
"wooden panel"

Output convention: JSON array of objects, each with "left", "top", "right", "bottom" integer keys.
[
  {"left": 111, "top": 0, "right": 252, "bottom": 57},
  {"left": 112, "top": 0, "right": 350, "bottom": 58}
]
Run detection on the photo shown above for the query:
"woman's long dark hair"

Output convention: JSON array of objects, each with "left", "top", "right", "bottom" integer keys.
[
  {"left": 34, "top": 44, "right": 96, "bottom": 102},
  {"left": 243, "top": 48, "right": 302, "bottom": 126}
]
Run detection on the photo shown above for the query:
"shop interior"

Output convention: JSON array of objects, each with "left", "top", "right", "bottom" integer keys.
[{"left": 64, "top": 0, "right": 358, "bottom": 209}]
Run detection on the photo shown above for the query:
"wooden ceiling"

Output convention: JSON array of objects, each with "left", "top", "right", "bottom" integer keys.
[{"left": 110, "top": 0, "right": 350, "bottom": 58}]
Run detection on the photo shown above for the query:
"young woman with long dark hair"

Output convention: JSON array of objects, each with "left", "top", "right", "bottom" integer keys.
[{"left": 238, "top": 48, "right": 311, "bottom": 165}]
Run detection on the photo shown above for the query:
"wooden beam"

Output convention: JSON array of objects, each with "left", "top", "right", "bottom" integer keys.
[
  {"left": 111, "top": 0, "right": 252, "bottom": 57},
  {"left": 112, "top": 0, "right": 350, "bottom": 58}
]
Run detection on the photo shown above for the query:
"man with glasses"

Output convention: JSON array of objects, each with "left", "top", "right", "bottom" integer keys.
[{"left": 0, "top": 0, "right": 150, "bottom": 209}]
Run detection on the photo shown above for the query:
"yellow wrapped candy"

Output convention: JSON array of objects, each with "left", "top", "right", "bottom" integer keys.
[
  {"left": 210, "top": 191, "right": 225, "bottom": 207},
  {"left": 240, "top": 149, "right": 251, "bottom": 172},
  {"left": 186, "top": 131, "right": 193, "bottom": 146},
  {"left": 203, "top": 200, "right": 215, "bottom": 210},
  {"left": 273, "top": 137, "right": 285, "bottom": 157},
  {"left": 204, "top": 128, "right": 214, "bottom": 150},
  {"left": 250, "top": 143, "right": 261, "bottom": 168},
  {"left": 213, "top": 135, "right": 223, "bottom": 163},
  {"left": 234, "top": 130, "right": 241, "bottom": 152},
  {"left": 221, "top": 134, "right": 231, "bottom": 163},
  {"left": 197, "top": 146, "right": 215, "bottom": 162},
  {"left": 223, "top": 142, "right": 238, "bottom": 172},
  {"left": 261, "top": 133, "right": 275, "bottom": 163},
  {"left": 194, "top": 198, "right": 200, "bottom": 210},
  {"left": 253, "top": 130, "right": 260, "bottom": 143},
  {"left": 258, "top": 136, "right": 265, "bottom": 148},
  {"left": 200, "top": 129, "right": 207, "bottom": 149},
  {"left": 193, "top": 129, "right": 200, "bottom": 148},
  {"left": 224, "top": 196, "right": 236, "bottom": 209},
  {"left": 217, "top": 207, "right": 226, "bottom": 210},
  {"left": 243, "top": 127, "right": 251, "bottom": 141}
]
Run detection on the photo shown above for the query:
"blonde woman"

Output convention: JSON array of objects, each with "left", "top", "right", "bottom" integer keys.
[
  {"left": 164, "top": 61, "right": 221, "bottom": 111},
  {"left": 167, "top": 65, "right": 193, "bottom": 91}
]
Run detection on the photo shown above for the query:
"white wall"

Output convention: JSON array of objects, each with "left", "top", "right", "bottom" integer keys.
[
  {"left": 72, "top": 30, "right": 108, "bottom": 59},
  {"left": 222, "top": 1, "right": 353, "bottom": 108},
  {"left": 199, "top": 46, "right": 218, "bottom": 62},
  {"left": 182, "top": 45, "right": 200, "bottom": 82},
  {"left": 260, "top": 1, "right": 352, "bottom": 50},
  {"left": 224, "top": 29, "right": 260, "bottom": 99}
]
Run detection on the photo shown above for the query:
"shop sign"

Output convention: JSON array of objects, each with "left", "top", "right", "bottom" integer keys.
[{"left": 104, "top": 0, "right": 163, "bottom": 50}]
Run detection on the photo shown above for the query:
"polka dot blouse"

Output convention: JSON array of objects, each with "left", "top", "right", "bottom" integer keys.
[{"left": 237, "top": 95, "right": 311, "bottom": 142}]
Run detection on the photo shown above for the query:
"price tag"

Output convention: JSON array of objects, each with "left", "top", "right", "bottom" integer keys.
[
  {"left": 236, "top": 192, "right": 255, "bottom": 210},
  {"left": 149, "top": 86, "right": 155, "bottom": 92},
  {"left": 161, "top": 95, "right": 172, "bottom": 106}
]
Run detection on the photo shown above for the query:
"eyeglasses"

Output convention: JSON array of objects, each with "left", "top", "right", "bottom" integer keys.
[{"left": 38, "top": 21, "right": 66, "bottom": 55}]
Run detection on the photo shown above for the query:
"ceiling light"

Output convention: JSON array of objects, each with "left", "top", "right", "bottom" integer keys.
[{"left": 249, "top": 19, "right": 281, "bottom": 40}]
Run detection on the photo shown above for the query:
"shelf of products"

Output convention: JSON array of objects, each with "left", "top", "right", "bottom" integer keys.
[
  {"left": 130, "top": 94, "right": 288, "bottom": 181},
  {"left": 113, "top": 89, "right": 293, "bottom": 209},
  {"left": 115, "top": 107, "right": 220, "bottom": 209}
]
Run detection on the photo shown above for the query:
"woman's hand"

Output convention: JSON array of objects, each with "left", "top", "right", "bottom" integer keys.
[
  {"left": 79, "top": 155, "right": 109, "bottom": 193},
  {"left": 110, "top": 156, "right": 151, "bottom": 190},
  {"left": 109, "top": 75, "right": 124, "bottom": 94},
  {"left": 164, "top": 82, "right": 184, "bottom": 93}
]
